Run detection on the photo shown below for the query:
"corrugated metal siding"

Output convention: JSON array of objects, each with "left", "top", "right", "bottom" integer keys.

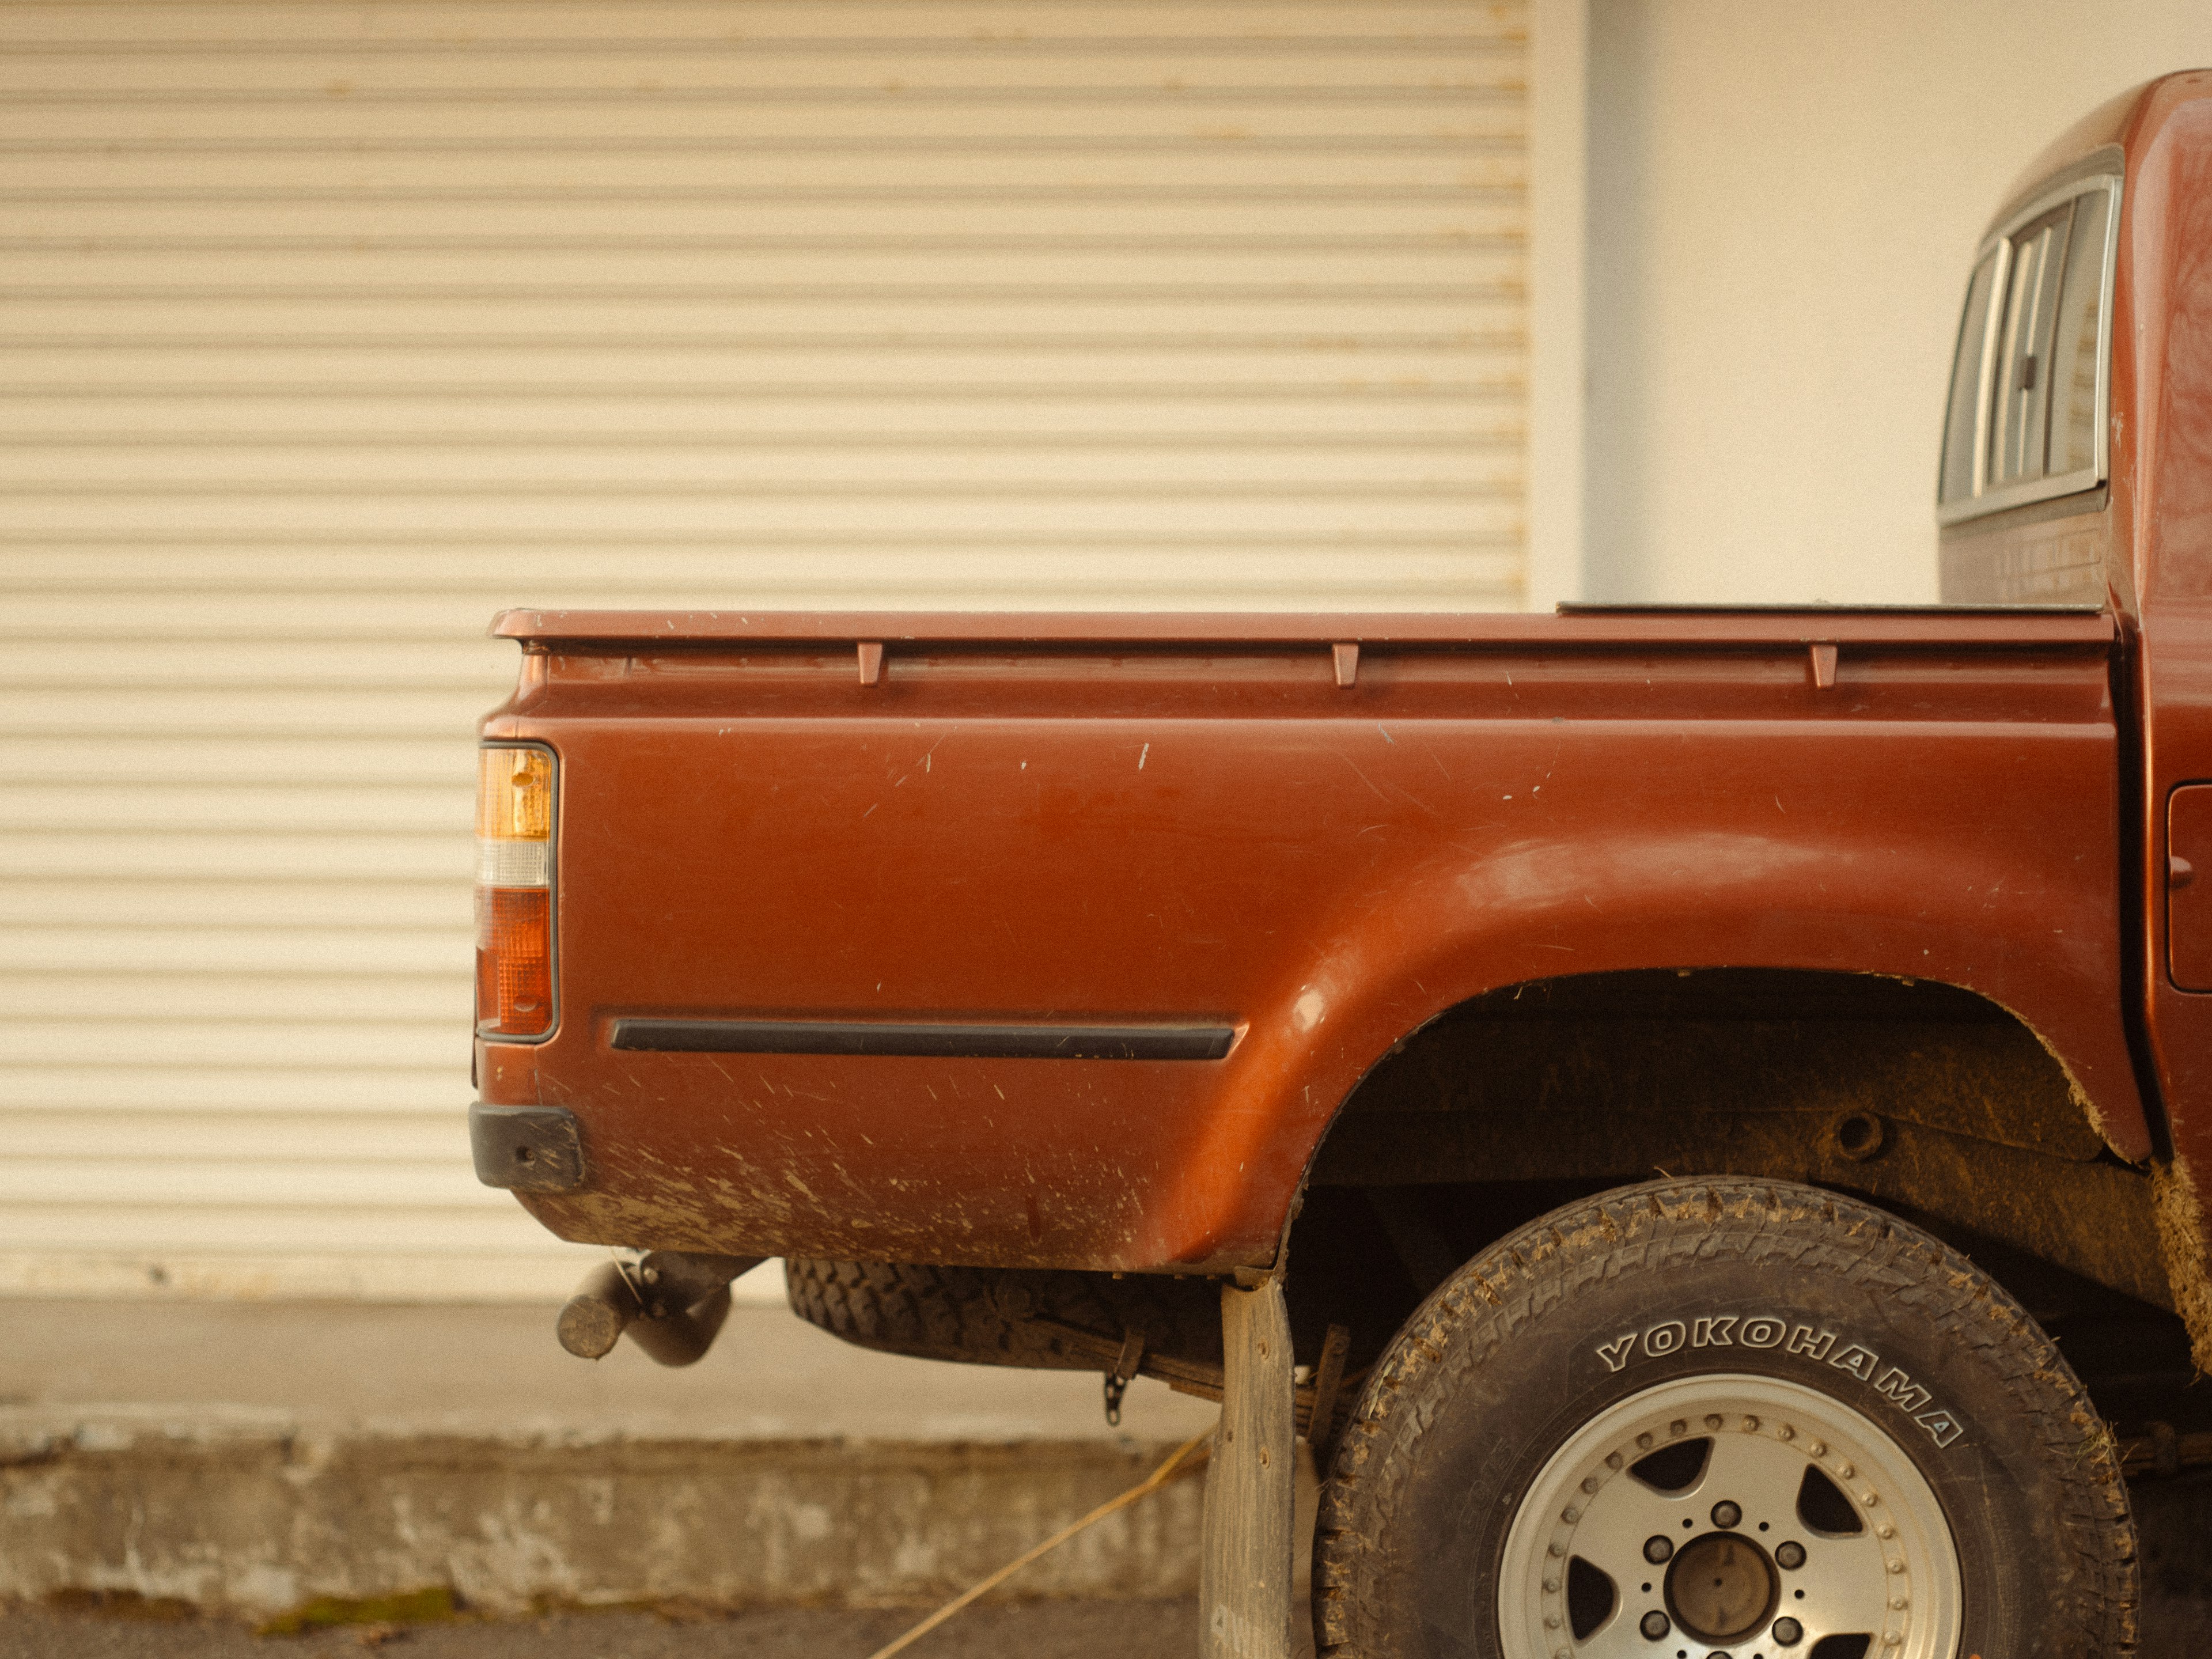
[{"left": 0, "top": 1, "right": 1528, "bottom": 1299}]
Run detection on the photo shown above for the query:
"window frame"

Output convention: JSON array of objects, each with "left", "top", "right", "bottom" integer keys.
[{"left": 1937, "top": 172, "right": 2122, "bottom": 527}]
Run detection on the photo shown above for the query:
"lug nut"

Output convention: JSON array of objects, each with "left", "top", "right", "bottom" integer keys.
[
  {"left": 1643, "top": 1535, "right": 1675, "bottom": 1564},
  {"left": 1772, "top": 1617, "right": 1803, "bottom": 1646},
  {"left": 1711, "top": 1499, "right": 1743, "bottom": 1529},
  {"left": 1641, "top": 1611, "right": 1670, "bottom": 1640},
  {"left": 1775, "top": 1540, "right": 1806, "bottom": 1570}
]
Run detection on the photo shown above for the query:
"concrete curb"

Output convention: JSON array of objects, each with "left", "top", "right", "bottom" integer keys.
[
  {"left": 0, "top": 1411, "right": 1205, "bottom": 1618},
  {"left": 6, "top": 1405, "right": 2209, "bottom": 1647}
]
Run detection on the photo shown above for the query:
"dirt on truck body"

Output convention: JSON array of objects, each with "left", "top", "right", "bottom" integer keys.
[{"left": 469, "top": 73, "right": 2212, "bottom": 1659}]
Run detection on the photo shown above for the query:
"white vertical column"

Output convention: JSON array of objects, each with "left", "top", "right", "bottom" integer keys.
[
  {"left": 1528, "top": 0, "right": 1591, "bottom": 612},
  {"left": 1200, "top": 1277, "right": 1297, "bottom": 1659}
]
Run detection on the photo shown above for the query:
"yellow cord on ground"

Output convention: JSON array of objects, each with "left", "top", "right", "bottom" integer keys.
[{"left": 860, "top": 1425, "right": 1217, "bottom": 1659}]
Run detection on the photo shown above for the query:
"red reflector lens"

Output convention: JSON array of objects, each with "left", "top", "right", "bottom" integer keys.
[{"left": 476, "top": 887, "right": 552, "bottom": 1037}]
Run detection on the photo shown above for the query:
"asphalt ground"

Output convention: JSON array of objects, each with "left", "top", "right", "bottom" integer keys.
[
  {"left": 0, "top": 1599, "right": 1205, "bottom": 1659},
  {"left": 9, "top": 1589, "right": 2212, "bottom": 1658}
]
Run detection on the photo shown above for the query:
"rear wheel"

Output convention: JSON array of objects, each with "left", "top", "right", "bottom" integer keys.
[{"left": 1312, "top": 1177, "right": 2137, "bottom": 1659}]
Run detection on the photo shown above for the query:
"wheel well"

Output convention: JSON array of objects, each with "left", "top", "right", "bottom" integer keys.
[{"left": 1283, "top": 968, "right": 2175, "bottom": 1384}]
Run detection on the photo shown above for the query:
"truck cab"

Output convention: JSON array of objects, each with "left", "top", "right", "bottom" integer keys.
[{"left": 1941, "top": 73, "right": 2212, "bottom": 1362}]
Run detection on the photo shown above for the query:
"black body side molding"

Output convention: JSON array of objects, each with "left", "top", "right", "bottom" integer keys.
[{"left": 609, "top": 1018, "right": 1236, "bottom": 1062}]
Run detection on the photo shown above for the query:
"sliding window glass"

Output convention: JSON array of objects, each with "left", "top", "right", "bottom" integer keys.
[
  {"left": 1939, "top": 175, "right": 2118, "bottom": 524},
  {"left": 1988, "top": 204, "right": 2072, "bottom": 489}
]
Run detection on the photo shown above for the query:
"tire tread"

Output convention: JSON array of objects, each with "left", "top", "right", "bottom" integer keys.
[{"left": 1312, "top": 1177, "right": 2137, "bottom": 1657}]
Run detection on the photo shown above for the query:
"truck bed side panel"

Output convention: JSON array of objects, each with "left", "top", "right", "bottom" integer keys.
[{"left": 478, "top": 625, "right": 2136, "bottom": 1271}]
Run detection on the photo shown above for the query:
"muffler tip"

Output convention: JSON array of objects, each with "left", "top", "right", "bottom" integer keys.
[
  {"left": 553, "top": 1253, "right": 766, "bottom": 1364},
  {"left": 556, "top": 1260, "right": 639, "bottom": 1359}
]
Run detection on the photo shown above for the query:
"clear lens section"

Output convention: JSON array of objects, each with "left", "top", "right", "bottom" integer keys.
[
  {"left": 476, "top": 745, "right": 554, "bottom": 1038},
  {"left": 476, "top": 838, "right": 550, "bottom": 889}
]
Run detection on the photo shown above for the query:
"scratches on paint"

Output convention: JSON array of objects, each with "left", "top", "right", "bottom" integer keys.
[{"left": 1336, "top": 753, "right": 1390, "bottom": 805}]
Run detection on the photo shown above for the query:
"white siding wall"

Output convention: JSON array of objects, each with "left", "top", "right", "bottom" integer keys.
[
  {"left": 1582, "top": 0, "right": 2212, "bottom": 606},
  {"left": 0, "top": 1, "right": 1528, "bottom": 1300}
]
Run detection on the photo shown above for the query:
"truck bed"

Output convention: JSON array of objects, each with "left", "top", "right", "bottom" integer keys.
[{"left": 475, "top": 605, "right": 2141, "bottom": 1274}]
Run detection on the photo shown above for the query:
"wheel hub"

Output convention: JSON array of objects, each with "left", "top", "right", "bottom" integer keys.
[
  {"left": 1497, "top": 1374, "right": 1962, "bottom": 1659},
  {"left": 1666, "top": 1532, "right": 1778, "bottom": 1643}
]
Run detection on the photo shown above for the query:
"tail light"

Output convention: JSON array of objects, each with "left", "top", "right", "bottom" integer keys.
[{"left": 476, "top": 744, "right": 556, "bottom": 1039}]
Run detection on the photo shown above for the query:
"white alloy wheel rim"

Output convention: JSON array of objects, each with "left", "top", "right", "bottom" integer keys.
[{"left": 1497, "top": 1374, "right": 1962, "bottom": 1659}]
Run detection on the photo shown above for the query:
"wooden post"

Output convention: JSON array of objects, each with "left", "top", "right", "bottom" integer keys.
[{"left": 1200, "top": 1275, "right": 1296, "bottom": 1659}]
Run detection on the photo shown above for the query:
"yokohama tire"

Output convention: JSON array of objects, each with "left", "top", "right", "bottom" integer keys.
[{"left": 1313, "top": 1178, "right": 2137, "bottom": 1659}]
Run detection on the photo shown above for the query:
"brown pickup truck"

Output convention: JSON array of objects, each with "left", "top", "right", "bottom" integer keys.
[{"left": 469, "top": 73, "right": 2212, "bottom": 1659}]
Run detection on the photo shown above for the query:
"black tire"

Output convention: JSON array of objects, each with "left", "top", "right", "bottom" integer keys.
[{"left": 1313, "top": 1177, "right": 2138, "bottom": 1658}]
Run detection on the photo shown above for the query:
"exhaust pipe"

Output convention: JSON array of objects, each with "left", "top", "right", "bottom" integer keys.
[{"left": 556, "top": 1251, "right": 766, "bottom": 1366}]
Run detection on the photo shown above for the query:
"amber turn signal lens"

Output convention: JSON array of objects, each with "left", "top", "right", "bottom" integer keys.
[
  {"left": 478, "top": 746, "right": 552, "bottom": 842},
  {"left": 475, "top": 745, "right": 555, "bottom": 1039}
]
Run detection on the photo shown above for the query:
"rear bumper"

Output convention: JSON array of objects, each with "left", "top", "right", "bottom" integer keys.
[{"left": 469, "top": 1102, "right": 586, "bottom": 1193}]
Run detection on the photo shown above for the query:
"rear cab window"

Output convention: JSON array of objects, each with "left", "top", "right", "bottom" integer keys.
[{"left": 1938, "top": 172, "right": 2119, "bottom": 524}]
